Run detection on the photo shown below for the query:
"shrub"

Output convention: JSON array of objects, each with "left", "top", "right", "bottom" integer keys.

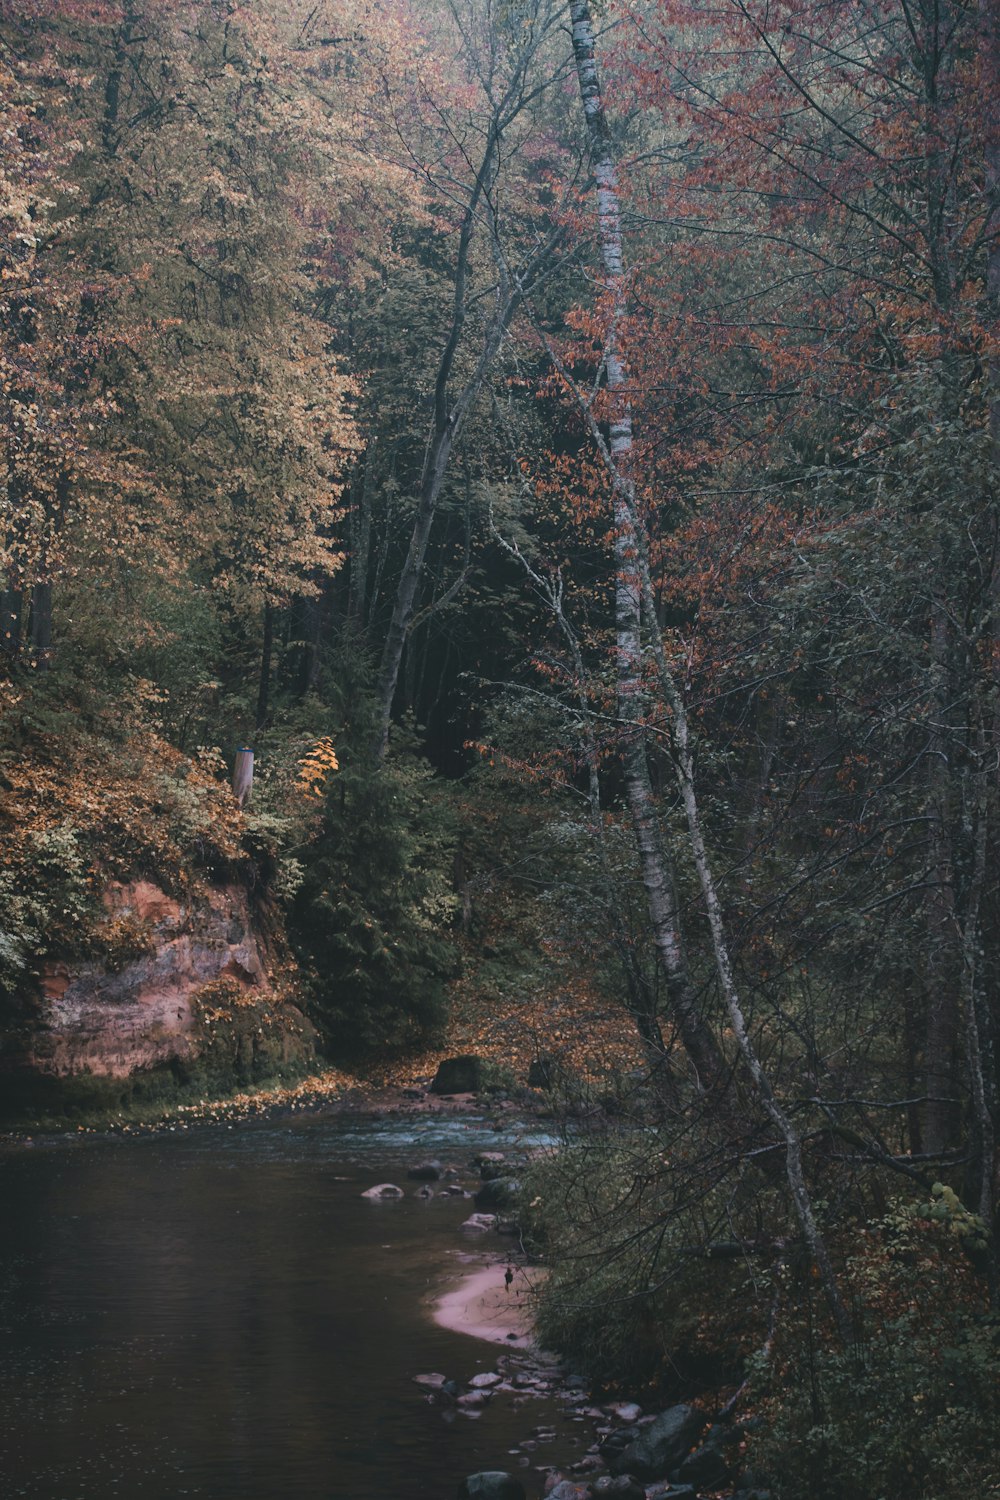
[
  {"left": 756, "top": 1198, "right": 999, "bottom": 1500},
  {"left": 523, "top": 1129, "right": 775, "bottom": 1394},
  {"left": 289, "top": 739, "right": 460, "bottom": 1054}
]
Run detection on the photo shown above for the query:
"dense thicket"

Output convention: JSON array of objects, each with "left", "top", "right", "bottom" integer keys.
[{"left": 1, "top": 2, "right": 998, "bottom": 1494}]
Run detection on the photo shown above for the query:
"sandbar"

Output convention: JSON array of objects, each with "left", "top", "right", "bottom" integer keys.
[{"left": 433, "top": 1260, "right": 545, "bottom": 1346}]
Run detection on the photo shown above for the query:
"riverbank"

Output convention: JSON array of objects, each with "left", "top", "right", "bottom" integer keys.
[
  {"left": 0, "top": 1067, "right": 565, "bottom": 1148},
  {"left": 434, "top": 1260, "right": 544, "bottom": 1347},
  {"left": 1, "top": 933, "right": 645, "bottom": 1139}
]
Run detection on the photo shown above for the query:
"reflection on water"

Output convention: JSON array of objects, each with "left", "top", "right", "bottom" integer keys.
[{"left": 0, "top": 1113, "right": 578, "bottom": 1499}]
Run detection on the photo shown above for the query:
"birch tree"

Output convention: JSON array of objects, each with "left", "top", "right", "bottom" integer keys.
[{"left": 566, "top": 0, "right": 852, "bottom": 1341}]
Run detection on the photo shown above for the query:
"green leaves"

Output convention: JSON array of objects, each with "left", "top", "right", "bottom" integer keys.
[{"left": 289, "top": 735, "right": 460, "bottom": 1053}]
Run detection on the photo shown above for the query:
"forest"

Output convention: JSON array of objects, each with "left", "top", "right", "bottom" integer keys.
[{"left": 1, "top": 2, "right": 999, "bottom": 1498}]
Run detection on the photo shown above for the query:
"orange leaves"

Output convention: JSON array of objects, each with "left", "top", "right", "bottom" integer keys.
[
  {"left": 0, "top": 727, "right": 246, "bottom": 919},
  {"left": 294, "top": 736, "right": 340, "bottom": 802}
]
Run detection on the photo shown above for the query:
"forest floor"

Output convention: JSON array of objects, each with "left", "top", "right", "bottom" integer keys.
[{"left": 167, "top": 963, "right": 645, "bottom": 1129}]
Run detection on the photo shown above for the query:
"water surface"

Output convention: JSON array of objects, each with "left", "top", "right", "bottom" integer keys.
[{"left": 0, "top": 1112, "right": 584, "bottom": 1499}]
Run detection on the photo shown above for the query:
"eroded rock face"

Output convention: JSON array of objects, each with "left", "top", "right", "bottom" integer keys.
[{"left": 3, "top": 879, "right": 315, "bottom": 1111}]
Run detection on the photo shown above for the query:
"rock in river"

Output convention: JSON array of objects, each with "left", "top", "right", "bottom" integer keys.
[
  {"left": 461, "top": 1212, "right": 498, "bottom": 1232},
  {"left": 457, "top": 1472, "right": 526, "bottom": 1500},
  {"left": 360, "top": 1183, "right": 404, "bottom": 1199},
  {"left": 407, "top": 1161, "right": 443, "bottom": 1181},
  {"left": 474, "top": 1177, "right": 521, "bottom": 1210}
]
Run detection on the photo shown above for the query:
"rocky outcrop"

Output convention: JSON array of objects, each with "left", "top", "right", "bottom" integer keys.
[{"left": 1, "top": 878, "right": 315, "bottom": 1118}]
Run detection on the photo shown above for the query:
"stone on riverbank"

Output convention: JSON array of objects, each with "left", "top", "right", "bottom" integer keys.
[
  {"left": 677, "top": 1435, "right": 730, "bottom": 1489},
  {"left": 457, "top": 1472, "right": 526, "bottom": 1500},
  {"left": 608, "top": 1404, "right": 704, "bottom": 1480},
  {"left": 432, "top": 1056, "right": 485, "bottom": 1094},
  {"left": 361, "top": 1182, "right": 404, "bottom": 1199},
  {"left": 607, "top": 1401, "right": 642, "bottom": 1423},
  {"left": 590, "top": 1476, "right": 646, "bottom": 1499}
]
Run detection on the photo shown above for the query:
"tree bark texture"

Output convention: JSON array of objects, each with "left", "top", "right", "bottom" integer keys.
[{"left": 568, "top": 0, "right": 720, "bottom": 1090}]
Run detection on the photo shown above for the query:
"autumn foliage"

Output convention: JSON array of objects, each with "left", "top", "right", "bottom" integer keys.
[{"left": 0, "top": 4, "right": 998, "bottom": 1488}]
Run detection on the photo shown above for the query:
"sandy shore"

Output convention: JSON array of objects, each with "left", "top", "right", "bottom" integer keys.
[{"left": 433, "top": 1260, "right": 546, "bottom": 1347}]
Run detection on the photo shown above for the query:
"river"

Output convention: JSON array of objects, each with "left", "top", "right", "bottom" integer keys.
[{"left": 0, "top": 1110, "right": 587, "bottom": 1499}]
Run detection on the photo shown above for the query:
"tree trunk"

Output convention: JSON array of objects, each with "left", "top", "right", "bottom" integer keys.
[
  {"left": 922, "top": 594, "right": 960, "bottom": 1154},
  {"left": 957, "top": 717, "right": 995, "bottom": 1227},
  {"left": 0, "top": 584, "right": 21, "bottom": 667},
  {"left": 372, "top": 17, "right": 564, "bottom": 764},
  {"left": 923, "top": 772, "right": 961, "bottom": 1156},
  {"left": 568, "top": 0, "right": 721, "bottom": 1091},
  {"left": 373, "top": 121, "right": 501, "bottom": 763},
  {"left": 980, "top": 0, "right": 1000, "bottom": 1251},
  {"left": 29, "top": 581, "right": 52, "bottom": 670},
  {"left": 349, "top": 445, "right": 373, "bottom": 628},
  {"left": 232, "top": 748, "right": 254, "bottom": 808},
  {"left": 256, "top": 602, "right": 274, "bottom": 732},
  {"left": 568, "top": 0, "right": 852, "bottom": 1344}
]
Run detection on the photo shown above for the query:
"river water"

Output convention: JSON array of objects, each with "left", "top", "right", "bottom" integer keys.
[{"left": 0, "top": 1111, "right": 586, "bottom": 1500}]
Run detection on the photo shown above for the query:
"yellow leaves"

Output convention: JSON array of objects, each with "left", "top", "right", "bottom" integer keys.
[
  {"left": 295, "top": 735, "right": 340, "bottom": 801},
  {"left": 1, "top": 723, "right": 245, "bottom": 918}
]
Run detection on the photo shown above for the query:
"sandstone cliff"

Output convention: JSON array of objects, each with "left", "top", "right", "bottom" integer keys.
[{"left": 1, "top": 878, "right": 316, "bottom": 1121}]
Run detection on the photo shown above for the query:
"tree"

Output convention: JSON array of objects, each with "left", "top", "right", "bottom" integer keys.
[{"left": 329, "top": 0, "right": 571, "bottom": 762}]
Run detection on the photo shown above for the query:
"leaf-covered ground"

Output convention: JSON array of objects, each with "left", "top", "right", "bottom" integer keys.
[{"left": 364, "top": 963, "right": 645, "bottom": 1091}]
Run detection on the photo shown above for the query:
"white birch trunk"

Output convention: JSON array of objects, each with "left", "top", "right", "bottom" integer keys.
[
  {"left": 232, "top": 748, "right": 254, "bottom": 808},
  {"left": 980, "top": 0, "right": 1000, "bottom": 1245},
  {"left": 567, "top": 0, "right": 852, "bottom": 1342},
  {"left": 568, "top": 0, "right": 720, "bottom": 1089}
]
